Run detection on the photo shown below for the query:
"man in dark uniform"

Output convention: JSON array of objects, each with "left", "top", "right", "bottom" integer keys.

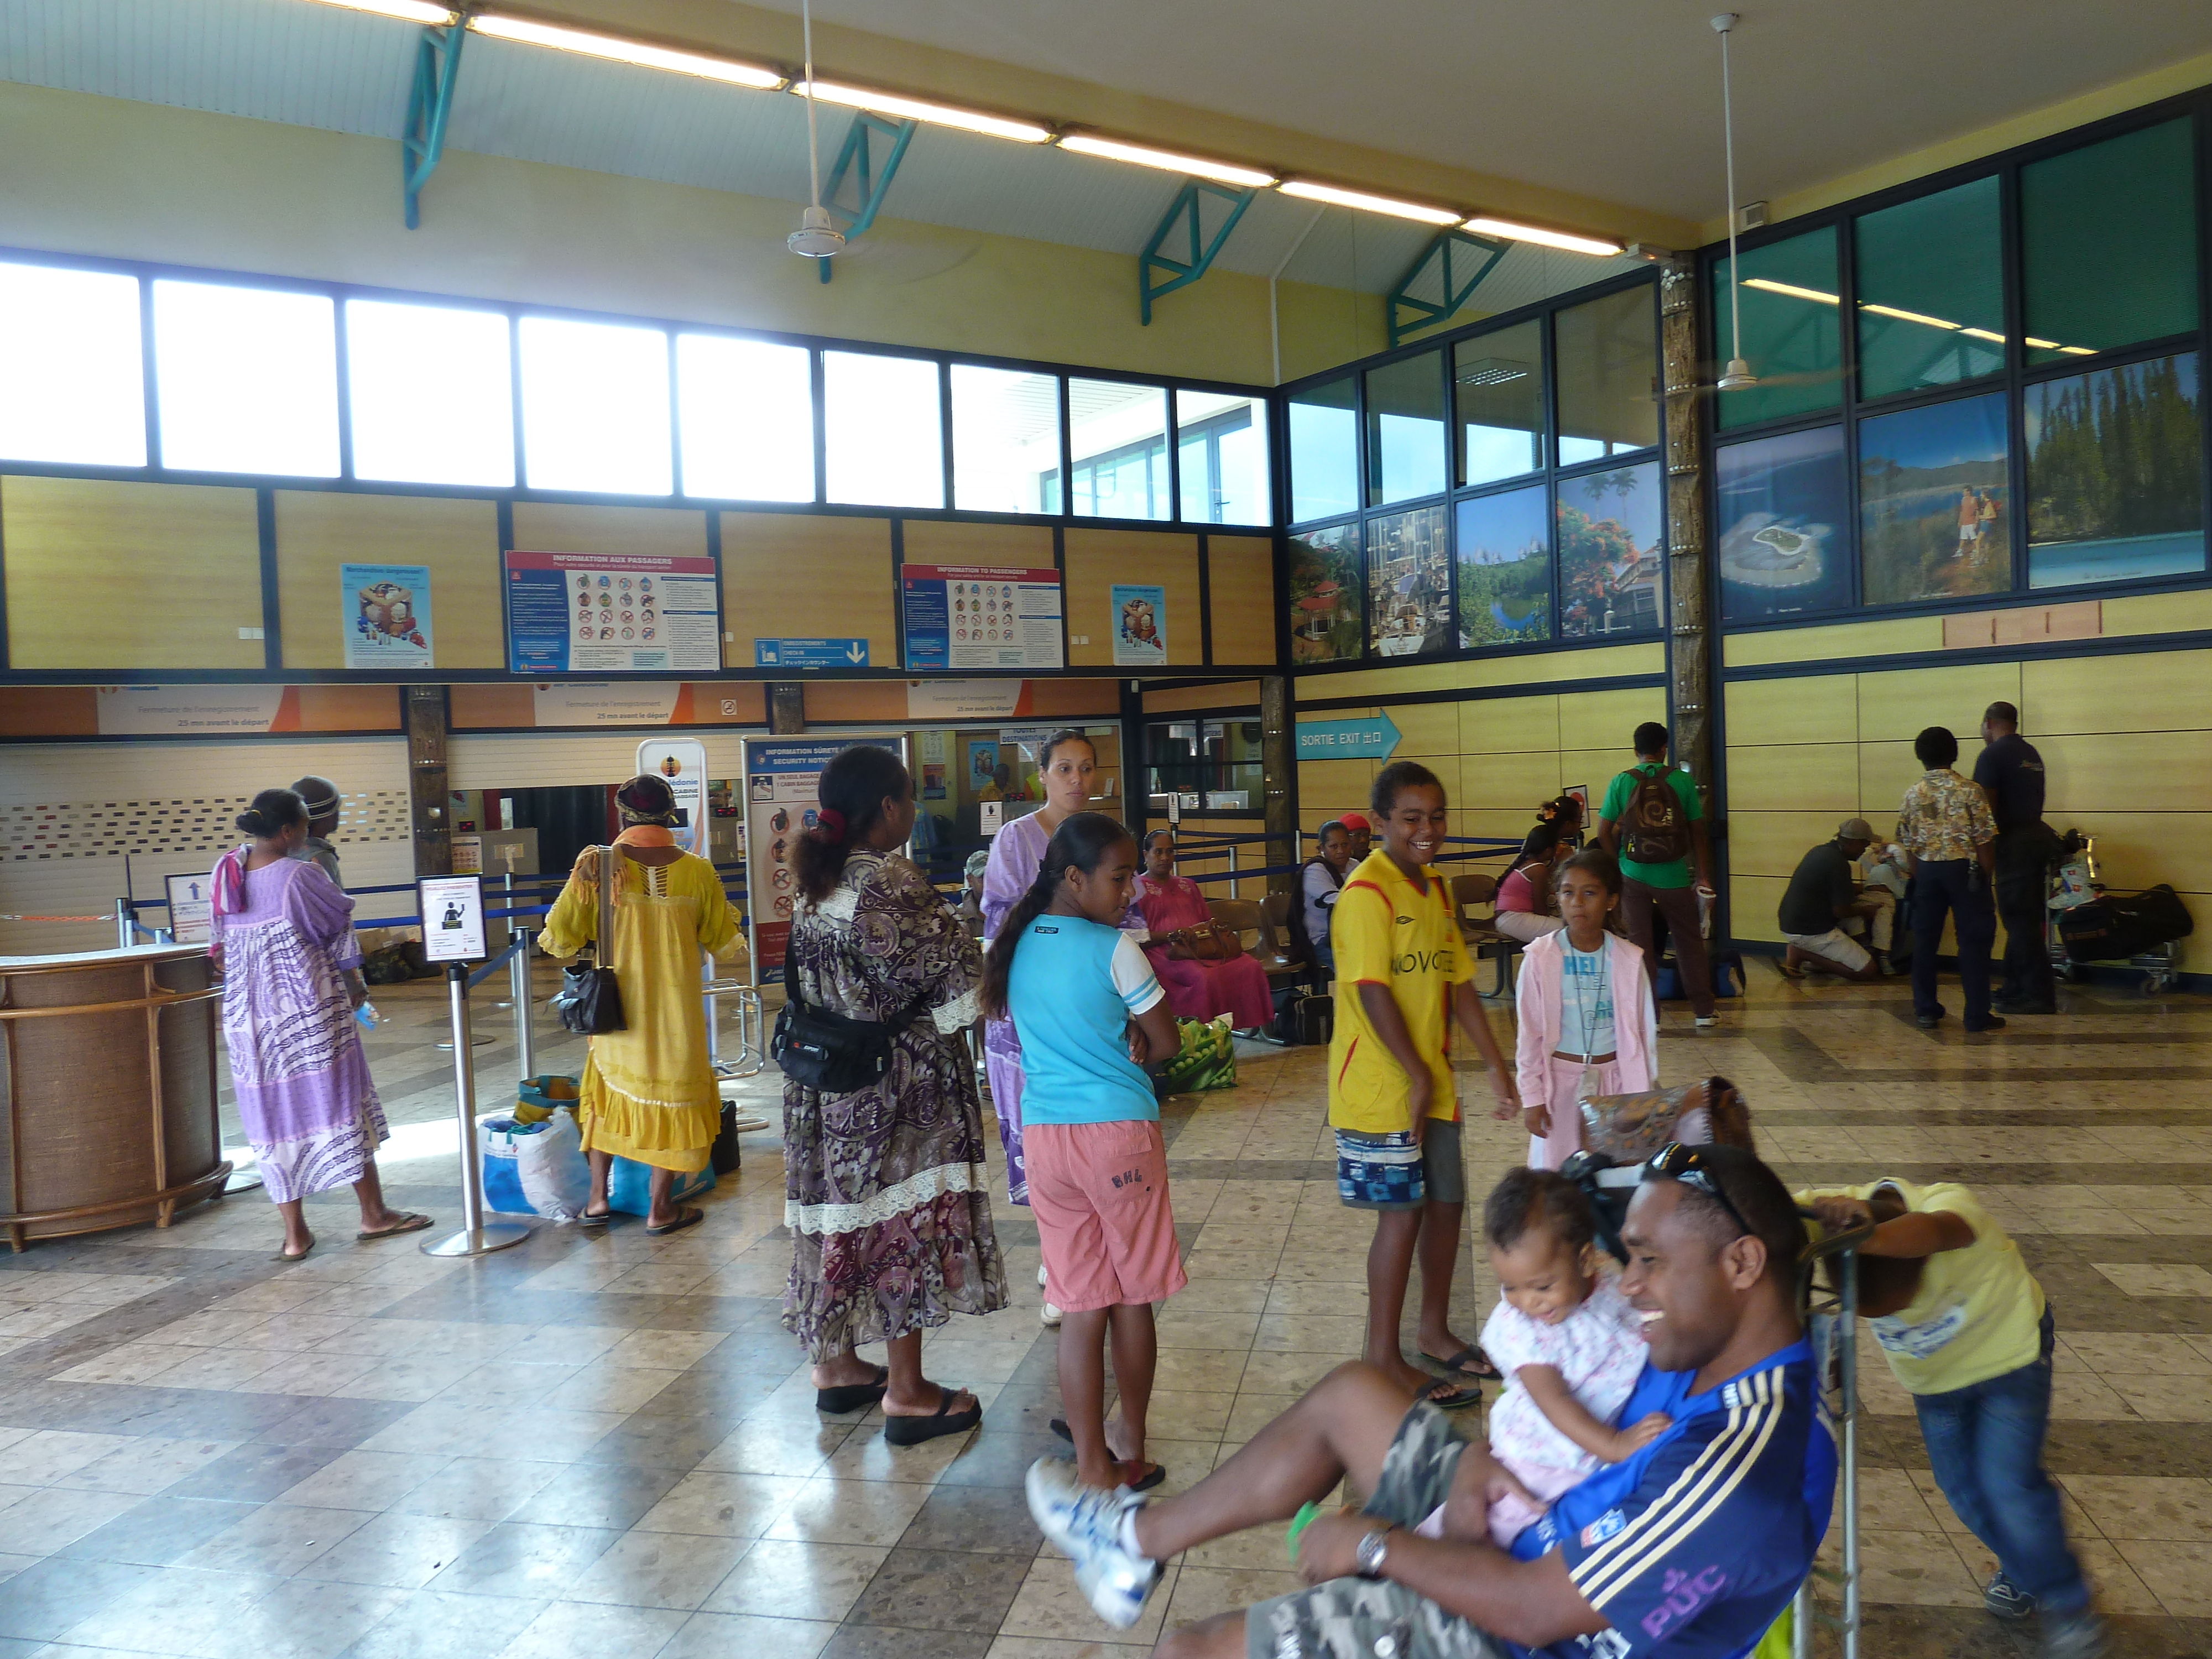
[{"left": 1973, "top": 702, "right": 2057, "bottom": 1015}]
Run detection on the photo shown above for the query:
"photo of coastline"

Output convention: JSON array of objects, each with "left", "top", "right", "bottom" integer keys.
[
  {"left": 2027, "top": 352, "right": 2205, "bottom": 589},
  {"left": 1717, "top": 425, "right": 1851, "bottom": 622},
  {"left": 1456, "top": 484, "right": 1550, "bottom": 646},
  {"left": 1860, "top": 390, "right": 2010, "bottom": 604}
]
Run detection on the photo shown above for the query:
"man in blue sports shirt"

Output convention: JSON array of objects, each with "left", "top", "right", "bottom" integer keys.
[{"left": 1030, "top": 1144, "right": 1835, "bottom": 1659}]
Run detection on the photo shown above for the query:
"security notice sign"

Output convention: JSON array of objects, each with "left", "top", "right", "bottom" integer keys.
[
  {"left": 418, "top": 876, "right": 487, "bottom": 963},
  {"left": 638, "top": 737, "right": 709, "bottom": 856},
  {"left": 901, "top": 564, "right": 1063, "bottom": 671},
  {"left": 740, "top": 735, "right": 908, "bottom": 979},
  {"left": 504, "top": 550, "right": 719, "bottom": 674}
]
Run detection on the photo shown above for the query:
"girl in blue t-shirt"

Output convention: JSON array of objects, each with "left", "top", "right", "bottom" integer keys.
[{"left": 982, "top": 812, "right": 1183, "bottom": 1493}]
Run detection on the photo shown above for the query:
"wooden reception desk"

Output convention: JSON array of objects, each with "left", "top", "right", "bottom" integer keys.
[{"left": 0, "top": 944, "right": 230, "bottom": 1250}]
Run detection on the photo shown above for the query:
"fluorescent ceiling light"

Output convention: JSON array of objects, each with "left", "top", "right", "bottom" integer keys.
[
  {"left": 2022, "top": 336, "right": 2062, "bottom": 350},
  {"left": 1058, "top": 134, "right": 1274, "bottom": 189},
  {"left": 1463, "top": 216, "right": 1621, "bottom": 257},
  {"left": 304, "top": 0, "right": 456, "bottom": 19},
  {"left": 799, "top": 80, "right": 1050, "bottom": 143},
  {"left": 1959, "top": 327, "right": 2007, "bottom": 343},
  {"left": 1743, "top": 276, "right": 1839, "bottom": 305},
  {"left": 1278, "top": 180, "right": 1461, "bottom": 225},
  {"left": 2057, "top": 345, "right": 2096, "bottom": 356},
  {"left": 1859, "top": 301, "right": 1961, "bottom": 331},
  {"left": 471, "top": 13, "right": 785, "bottom": 88}
]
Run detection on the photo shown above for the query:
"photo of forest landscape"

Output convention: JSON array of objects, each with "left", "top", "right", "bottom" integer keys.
[
  {"left": 1287, "top": 523, "right": 1363, "bottom": 663},
  {"left": 1559, "top": 461, "right": 1663, "bottom": 637},
  {"left": 1860, "top": 391, "right": 2010, "bottom": 604},
  {"left": 1368, "top": 506, "right": 1451, "bottom": 657},
  {"left": 1457, "top": 485, "right": 1551, "bottom": 646},
  {"left": 2027, "top": 352, "right": 2204, "bottom": 589}
]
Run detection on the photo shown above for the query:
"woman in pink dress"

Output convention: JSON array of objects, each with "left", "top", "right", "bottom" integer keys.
[{"left": 1132, "top": 831, "right": 1277, "bottom": 1030}]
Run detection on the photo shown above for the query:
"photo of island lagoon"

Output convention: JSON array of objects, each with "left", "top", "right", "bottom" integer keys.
[
  {"left": 1718, "top": 424, "right": 1852, "bottom": 622},
  {"left": 1457, "top": 484, "right": 1551, "bottom": 647}
]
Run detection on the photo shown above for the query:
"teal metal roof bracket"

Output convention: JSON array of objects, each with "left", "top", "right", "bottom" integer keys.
[
  {"left": 1387, "top": 227, "right": 1510, "bottom": 347},
  {"left": 1140, "top": 180, "right": 1257, "bottom": 324},
  {"left": 402, "top": 19, "right": 466, "bottom": 230},
  {"left": 816, "top": 112, "right": 918, "bottom": 283}
]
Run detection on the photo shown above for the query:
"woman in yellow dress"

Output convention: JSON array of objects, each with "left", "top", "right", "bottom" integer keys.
[{"left": 540, "top": 774, "right": 743, "bottom": 1235}]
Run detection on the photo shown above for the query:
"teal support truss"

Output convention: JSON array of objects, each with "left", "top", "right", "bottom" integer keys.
[
  {"left": 816, "top": 112, "right": 918, "bottom": 283},
  {"left": 1140, "top": 181, "right": 1257, "bottom": 324},
  {"left": 1387, "top": 227, "right": 1509, "bottom": 347},
  {"left": 403, "top": 19, "right": 466, "bottom": 229}
]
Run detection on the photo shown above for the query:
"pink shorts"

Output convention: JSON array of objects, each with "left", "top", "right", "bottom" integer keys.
[{"left": 1025, "top": 1119, "right": 1187, "bottom": 1313}]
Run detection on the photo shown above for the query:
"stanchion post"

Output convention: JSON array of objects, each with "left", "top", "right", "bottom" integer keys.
[
  {"left": 511, "top": 923, "right": 536, "bottom": 1082},
  {"left": 422, "top": 963, "right": 533, "bottom": 1258},
  {"left": 115, "top": 898, "right": 135, "bottom": 949}
]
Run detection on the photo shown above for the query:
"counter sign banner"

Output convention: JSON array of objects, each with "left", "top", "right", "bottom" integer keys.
[
  {"left": 505, "top": 550, "right": 719, "bottom": 674},
  {"left": 901, "top": 564, "right": 1063, "bottom": 671}
]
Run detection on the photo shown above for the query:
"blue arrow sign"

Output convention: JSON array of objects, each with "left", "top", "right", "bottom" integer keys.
[
  {"left": 1295, "top": 711, "right": 1401, "bottom": 760},
  {"left": 755, "top": 638, "right": 870, "bottom": 668}
]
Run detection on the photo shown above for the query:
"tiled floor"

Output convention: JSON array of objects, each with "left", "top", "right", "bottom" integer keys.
[{"left": 4, "top": 962, "right": 2212, "bottom": 1656}]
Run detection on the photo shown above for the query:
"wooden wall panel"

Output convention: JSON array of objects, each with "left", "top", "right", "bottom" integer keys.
[
  {"left": 450, "top": 684, "right": 536, "bottom": 729},
  {"left": 1723, "top": 676, "right": 1856, "bottom": 748},
  {"left": 1557, "top": 685, "right": 1666, "bottom": 753},
  {"left": 1064, "top": 528, "right": 1202, "bottom": 668},
  {"left": 1207, "top": 535, "right": 1277, "bottom": 666},
  {"left": 1726, "top": 744, "right": 1858, "bottom": 812},
  {"left": 1386, "top": 702, "right": 1458, "bottom": 758},
  {"left": 1856, "top": 741, "right": 1925, "bottom": 815},
  {"left": 1558, "top": 749, "right": 1627, "bottom": 800},
  {"left": 2060, "top": 812, "right": 2212, "bottom": 898},
  {"left": 1144, "top": 680, "right": 1258, "bottom": 714},
  {"left": 2104, "top": 588, "right": 2212, "bottom": 638},
  {"left": 275, "top": 492, "right": 503, "bottom": 670},
  {"left": 511, "top": 502, "right": 707, "bottom": 561},
  {"left": 0, "top": 687, "right": 98, "bottom": 737},
  {"left": 1026, "top": 679, "right": 1123, "bottom": 718},
  {"left": 1856, "top": 662, "right": 2021, "bottom": 742},
  {"left": 1728, "top": 810, "right": 1853, "bottom": 879},
  {"left": 2041, "top": 730, "right": 2212, "bottom": 814},
  {"left": 900, "top": 520, "right": 1053, "bottom": 571},
  {"left": 2023, "top": 651, "right": 2212, "bottom": 734},
  {"left": 1723, "top": 615, "right": 1943, "bottom": 669},
  {"left": 803, "top": 681, "right": 908, "bottom": 724},
  {"left": 719, "top": 513, "right": 898, "bottom": 669},
  {"left": 1314, "top": 641, "right": 1662, "bottom": 702},
  {"left": 1459, "top": 749, "right": 1561, "bottom": 812},
  {"left": 3, "top": 477, "right": 263, "bottom": 670},
  {"left": 291, "top": 686, "right": 401, "bottom": 731},
  {"left": 1297, "top": 758, "right": 1378, "bottom": 824},
  {"left": 1460, "top": 695, "right": 1560, "bottom": 755}
]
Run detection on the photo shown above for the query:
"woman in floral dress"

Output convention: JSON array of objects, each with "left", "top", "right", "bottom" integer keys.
[{"left": 783, "top": 744, "right": 1007, "bottom": 1444}]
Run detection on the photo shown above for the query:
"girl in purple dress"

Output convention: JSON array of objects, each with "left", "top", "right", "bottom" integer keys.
[{"left": 210, "top": 789, "right": 428, "bottom": 1261}]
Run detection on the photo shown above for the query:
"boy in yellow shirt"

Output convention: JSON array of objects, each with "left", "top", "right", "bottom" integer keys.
[
  {"left": 1329, "top": 760, "right": 1519, "bottom": 1408},
  {"left": 1803, "top": 1180, "right": 2101, "bottom": 1659}
]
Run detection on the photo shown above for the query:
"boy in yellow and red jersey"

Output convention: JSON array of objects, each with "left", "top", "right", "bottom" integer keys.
[{"left": 1329, "top": 760, "right": 1519, "bottom": 1407}]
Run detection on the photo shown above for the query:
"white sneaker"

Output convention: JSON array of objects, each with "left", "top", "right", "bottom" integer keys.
[
  {"left": 1025, "top": 1457, "right": 1161, "bottom": 1629},
  {"left": 1041, "top": 1301, "right": 1063, "bottom": 1327},
  {"left": 1038, "top": 1260, "right": 1051, "bottom": 1288},
  {"left": 1694, "top": 1014, "right": 1719, "bottom": 1027}
]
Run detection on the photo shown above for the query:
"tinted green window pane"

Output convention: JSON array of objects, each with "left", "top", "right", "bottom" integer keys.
[
  {"left": 1854, "top": 176, "right": 2005, "bottom": 399},
  {"left": 1365, "top": 351, "right": 1446, "bottom": 505},
  {"left": 1366, "top": 504, "right": 1450, "bottom": 656},
  {"left": 2027, "top": 352, "right": 2205, "bottom": 589},
  {"left": 1556, "top": 286, "right": 1658, "bottom": 463},
  {"left": 1859, "top": 390, "right": 2010, "bottom": 605},
  {"left": 1558, "top": 461, "right": 1663, "bottom": 637},
  {"left": 1712, "top": 226, "right": 1843, "bottom": 429},
  {"left": 1454, "top": 320, "right": 1543, "bottom": 487},
  {"left": 1456, "top": 484, "right": 1551, "bottom": 647},
  {"left": 1288, "top": 375, "right": 1356, "bottom": 523},
  {"left": 2022, "top": 118, "right": 2200, "bottom": 363}
]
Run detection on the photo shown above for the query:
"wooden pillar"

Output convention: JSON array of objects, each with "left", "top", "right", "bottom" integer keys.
[
  {"left": 406, "top": 685, "right": 451, "bottom": 877},
  {"left": 768, "top": 682, "right": 806, "bottom": 735},
  {"left": 1660, "top": 260, "right": 1714, "bottom": 802},
  {"left": 1260, "top": 672, "right": 1296, "bottom": 895}
]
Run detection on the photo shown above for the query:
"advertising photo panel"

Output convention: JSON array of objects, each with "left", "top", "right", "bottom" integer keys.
[
  {"left": 1717, "top": 425, "right": 1853, "bottom": 622},
  {"left": 1558, "top": 460, "right": 1663, "bottom": 638},
  {"left": 1860, "top": 390, "right": 2011, "bottom": 604},
  {"left": 2027, "top": 351, "right": 2205, "bottom": 589},
  {"left": 1287, "top": 521, "right": 1363, "bottom": 664},
  {"left": 1456, "top": 485, "right": 1551, "bottom": 647},
  {"left": 1367, "top": 504, "right": 1452, "bottom": 658}
]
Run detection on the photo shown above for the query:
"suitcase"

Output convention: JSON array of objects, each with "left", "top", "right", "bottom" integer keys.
[
  {"left": 1273, "top": 989, "right": 1333, "bottom": 1045},
  {"left": 2058, "top": 884, "right": 2194, "bottom": 962},
  {"left": 1655, "top": 950, "right": 1744, "bottom": 1001}
]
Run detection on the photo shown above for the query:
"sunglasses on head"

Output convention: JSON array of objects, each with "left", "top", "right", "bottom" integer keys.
[{"left": 1644, "top": 1142, "right": 1752, "bottom": 1240}]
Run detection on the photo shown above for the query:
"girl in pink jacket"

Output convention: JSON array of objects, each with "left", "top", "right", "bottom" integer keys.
[{"left": 1513, "top": 850, "right": 1660, "bottom": 1170}]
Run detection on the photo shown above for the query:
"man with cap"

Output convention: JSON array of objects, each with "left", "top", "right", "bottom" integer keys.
[
  {"left": 1339, "top": 812, "right": 1373, "bottom": 863},
  {"left": 1974, "top": 701, "right": 2058, "bottom": 1015},
  {"left": 1777, "top": 818, "right": 1894, "bottom": 983},
  {"left": 290, "top": 775, "right": 345, "bottom": 888}
]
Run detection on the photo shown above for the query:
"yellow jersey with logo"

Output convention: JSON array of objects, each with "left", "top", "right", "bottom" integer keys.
[{"left": 1327, "top": 849, "right": 1473, "bottom": 1133}]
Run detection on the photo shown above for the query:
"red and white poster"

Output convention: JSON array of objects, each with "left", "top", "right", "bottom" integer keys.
[{"left": 901, "top": 563, "right": 1063, "bottom": 672}]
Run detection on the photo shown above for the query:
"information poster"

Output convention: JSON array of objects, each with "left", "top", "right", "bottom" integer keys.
[
  {"left": 637, "top": 737, "right": 709, "bottom": 855},
  {"left": 901, "top": 565, "right": 1063, "bottom": 671},
  {"left": 967, "top": 739, "right": 1000, "bottom": 791},
  {"left": 164, "top": 873, "right": 212, "bottom": 946},
  {"left": 418, "top": 875, "right": 486, "bottom": 963},
  {"left": 505, "top": 550, "right": 719, "bottom": 674},
  {"left": 740, "top": 735, "right": 908, "bottom": 978},
  {"left": 343, "top": 563, "right": 434, "bottom": 670},
  {"left": 1110, "top": 582, "right": 1167, "bottom": 667}
]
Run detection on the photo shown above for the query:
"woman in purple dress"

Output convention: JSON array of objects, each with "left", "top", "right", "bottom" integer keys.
[{"left": 210, "top": 789, "right": 428, "bottom": 1261}]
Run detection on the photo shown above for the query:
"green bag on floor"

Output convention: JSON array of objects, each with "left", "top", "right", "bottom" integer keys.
[{"left": 1160, "top": 1014, "right": 1236, "bottom": 1092}]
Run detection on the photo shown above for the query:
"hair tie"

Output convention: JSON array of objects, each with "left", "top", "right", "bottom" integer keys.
[{"left": 814, "top": 807, "right": 847, "bottom": 846}]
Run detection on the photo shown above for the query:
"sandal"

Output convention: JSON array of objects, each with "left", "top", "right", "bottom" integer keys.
[
  {"left": 1422, "top": 1378, "right": 1483, "bottom": 1411},
  {"left": 1424, "top": 1345, "right": 1500, "bottom": 1383},
  {"left": 1123, "top": 1461, "right": 1168, "bottom": 1494},
  {"left": 273, "top": 1240, "right": 315, "bottom": 1262},
  {"left": 882, "top": 1386, "right": 981, "bottom": 1447},
  {"left": 577, "top": 1204, "right": 614, "bottom": 1227},
  {"left": 815, "top": 1366, "right": 890, "bottom": 1415},
  {"left": 644, "top": 1206, "right": 705, "bottom": 1238},
  {"left": 356, "top": 1212, "right": 432, "bottom": 1242}
]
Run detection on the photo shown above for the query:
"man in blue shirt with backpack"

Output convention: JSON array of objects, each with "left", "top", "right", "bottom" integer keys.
[{"left": 1597, "top": 723, "right": 1719, "bottom": 1029}]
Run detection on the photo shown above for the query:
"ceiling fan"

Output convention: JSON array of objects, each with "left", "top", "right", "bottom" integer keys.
[{"left": 1713, "top": 13, "right": 1756, "bottom": 392}]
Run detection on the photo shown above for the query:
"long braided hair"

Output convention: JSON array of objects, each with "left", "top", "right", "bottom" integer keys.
[{"left": 978, "top": 811, "right": 1134, "bottom": 1020}]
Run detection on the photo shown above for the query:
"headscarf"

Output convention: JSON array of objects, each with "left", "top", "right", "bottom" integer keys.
[
  {"left": 290, "top": 775, "right": 341, "bottom": 822},
  {"left": 614, "top": 774, "right": 679, "bottom": 827}
]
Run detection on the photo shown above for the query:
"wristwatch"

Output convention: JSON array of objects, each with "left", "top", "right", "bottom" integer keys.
[{"left": 1355, "top": 1526, "right": 1392, "bottom": 1579}]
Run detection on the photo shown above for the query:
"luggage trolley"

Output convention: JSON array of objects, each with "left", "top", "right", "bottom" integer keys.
[{"left": 2045, "top": 832, "right": 2188, "bottom": 995}]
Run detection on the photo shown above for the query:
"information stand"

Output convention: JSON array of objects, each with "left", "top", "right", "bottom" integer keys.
[{"left": 415, "top": 876, "right": 534, "bottom": 1259}]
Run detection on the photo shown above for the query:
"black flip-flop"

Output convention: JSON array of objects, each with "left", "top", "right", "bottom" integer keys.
[
  {"left": 577, "top": 1205, "right": 614, "bottom": 1226},
  {"left": 1047, "top": 1421, "right": 1166, "bottom": 1491},
  {"left": 356, "top": 1212, "right": 434, "bottom": 1242},
  {"left": 1423, "top": 1378, "right": 1483, "bottom": 1411},
  {"left": 1425, "top": 1345, "right": 1500, "bottom": 1382},
  {"left": 815, "top": 1365, "right": 889, "bottom": 1415},
  {"left": 883, "top": 1387, "right": 981, "bottom": 1446},
  {"left": 644, "top": 1205, "right": 705, "bottom": 1237}
]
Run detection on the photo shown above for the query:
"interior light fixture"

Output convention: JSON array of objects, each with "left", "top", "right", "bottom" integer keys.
[
  {"left": 1743, "top": 276, "right": 1839, "bottom": 305},
  {"left": 1463, "top": 217, "right": 1623, "bottom": 257},
  {"left": 2022, "top": 335, "right": 2062, "bottom": 351},
  {"left": 1277, "top": 180, "right": 1462, "bottom": 225},
  {"left": 303, "top": 0, "right": 456, "bottom": 20},
  {"left": 1057, "top": 134, "right": 1275, "bottom": 189},
  {"left": 1859, "top": 301, "right": 1960, "bottom": 330},
  {"left": 2057, "top": 345, "right": 2096, "bottom": 356},
  {"left": 797, "top": 80, "right": 1051, "bottom": 143},
  {"left": 1959, "top": 327, "right": 2007, "bottom": 344},
  {"left": 469, "top": 13, "right": 785, "bottom": 88}
]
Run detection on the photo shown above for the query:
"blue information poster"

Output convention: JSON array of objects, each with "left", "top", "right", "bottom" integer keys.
[
  {"left": 505, "top": 549, "right": 721, "bottom": 674},
  {"left": 742, "top": 735, "right": 905, "bottom": 975},
  {"left": 901, "top": 562, "right": 1063, "bottom": 671}
]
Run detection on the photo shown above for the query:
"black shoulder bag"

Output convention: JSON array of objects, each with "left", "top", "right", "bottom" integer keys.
[
  {"left": 552, "top": 845, "right": 627, "bottom": 1035},
  {"left": 771, "top": 948, "right": 933, "bottom": 1094}
]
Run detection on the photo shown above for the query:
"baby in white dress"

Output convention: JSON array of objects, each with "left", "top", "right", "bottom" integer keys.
[{"left": 1452, "top": 1167, "right": 1671, "bottom": 1545}]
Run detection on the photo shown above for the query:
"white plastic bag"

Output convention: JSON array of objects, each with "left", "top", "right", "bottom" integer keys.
[{"left": 478, "top": 1109, "right": 592, "bottom": 1220}]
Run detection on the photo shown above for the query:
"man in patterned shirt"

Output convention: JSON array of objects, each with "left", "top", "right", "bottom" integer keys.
[{"left": 1895, "top": 726, "right": 2001, "bottom": 1032}]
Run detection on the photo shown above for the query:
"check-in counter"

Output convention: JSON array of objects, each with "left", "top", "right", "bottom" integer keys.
[{"left": 0, "top": 944, "right": 229, "bottom": 1250}]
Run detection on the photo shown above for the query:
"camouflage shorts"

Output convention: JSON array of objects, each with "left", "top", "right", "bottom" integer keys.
[{"left": 1244, "top": 1402, "right": 1506, "bottom": 1659}]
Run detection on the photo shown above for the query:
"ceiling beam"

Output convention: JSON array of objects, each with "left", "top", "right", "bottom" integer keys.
[
  {"left": 1140, "top": 180, "right": 1258, "bottom": 324},
  {"left": 816, "top": 111, "right": 917, "bottom": 283},
  {"left": 402, "top": 19, "right": 466, "bottom": 230},
  {"left": 1387, "top": 227, "right": 1509, "bottom": 348}
]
